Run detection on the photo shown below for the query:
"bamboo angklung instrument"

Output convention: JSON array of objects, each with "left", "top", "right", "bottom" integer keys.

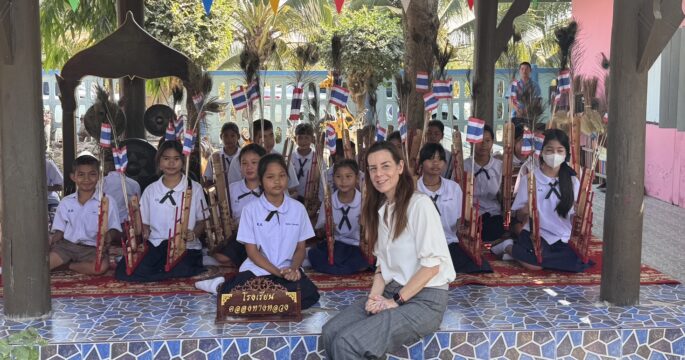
[
  {"left": 501, "top": 121, "right": 515, "bottom": 230},
  {"left": 319, "top": 128, "right": 336, "bottom": 265},
  {"left": 94, "top": 163, "right": 109, "bottom": 273},
  {"left": 457, "top": 142, "right": 482, "bottom": 266},
  {"left": 206, "top": 152, "right": 232, "bottom": 251},
  {"left": 304, "top": 130, "right": 324, "bottom": 223},
  {"left": 122, "top": 195, "right": 148, "bottom": 275},
  {"left": 526, "top": 158, "right": 543, "bottom": 264}
]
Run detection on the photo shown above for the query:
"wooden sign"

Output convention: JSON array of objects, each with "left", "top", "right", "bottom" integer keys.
[{"left": 216, "top": 277, "right": 301, "bottom": 323}]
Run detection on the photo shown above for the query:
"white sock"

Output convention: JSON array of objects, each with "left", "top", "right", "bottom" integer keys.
[
  {"left": 301, "top": 255, "right": 311, "bottom": 269},
  {"left": 202, "top": 255, "right": 221, "bottom": 266},
  {"left": 491, "top": 239, "right": 514, "bottom": 256},
  {"left": 194, "top": 276, "right": 224, "bottom": 295},
  {"left": 502, "top": 253, "right": 514, "bottom": 261}
]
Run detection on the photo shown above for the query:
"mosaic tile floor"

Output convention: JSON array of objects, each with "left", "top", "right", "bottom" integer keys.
[{"left": 2, "top": 285, "right": 684, "bottom": 359}]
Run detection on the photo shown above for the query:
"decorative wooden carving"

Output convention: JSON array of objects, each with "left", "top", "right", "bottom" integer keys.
[{"left": 216, "top": 277, "right": 302, "bottom": 324}]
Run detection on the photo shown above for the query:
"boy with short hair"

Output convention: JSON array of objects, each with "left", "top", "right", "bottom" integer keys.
[
  {"left": 291, "top": 123, "right": 315, "bottom": 200},
  {"left": 49, "top": 153, "right": 121, "bottom": 275},
  {"left": 204, "top": 122, "right": 241, "bottom": 184},
  {"left": 426, "top": 120, "right": 453, "bottom": 179}
]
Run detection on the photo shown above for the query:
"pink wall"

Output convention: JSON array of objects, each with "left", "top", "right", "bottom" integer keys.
[
  {"left": 571, "top": 0, "right": 613, "bottom": 97},
  {"left": 645, "top": 125, "right": 685, "bottom": 207}
]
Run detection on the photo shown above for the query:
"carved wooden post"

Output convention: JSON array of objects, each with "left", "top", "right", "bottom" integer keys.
[
  {"left": 601, "top": 0, "right": 684, "bottom": 306},
  {"left": 117, "top": 0, "right": 146, "bottom": 139},
  {"left": 0, "top": 0, "right": 52, "bottom": 318}
]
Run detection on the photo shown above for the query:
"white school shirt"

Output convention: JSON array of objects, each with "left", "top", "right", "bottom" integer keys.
[
  {"left": 102, "top": 171, "right": 141, "bottom": 221},
  {"left": 46, "top": 158, "right": 64, "bottom": 205},
  {"left": 227, "top": 148, "right": 299, "bottom": 189},
  {"left": 417, "top": 176, "right": 463, "bottom": 244},
  {"left": 512, "top": 167, "right": 580, "bottom": 245},
  {"left": 315, "top": 189, "right": 361, "bottom": 246},
  {"left": 204, "top": 147, "right": 239, "bottom": 181},
  {"left": 51, "top": 191, "right": 121, "bottom": 246},
  {"left": 237, "top": 195, "right": 315, "bottom": 276},
  {"left": 225, "top": 148, "right": 244, "bottom": 185},
  {"left": 464, "top": 156, "right": 503, "bottom": 216},
  {"left": 141, "top": 175, "right": 206, "bottom": 249},
  {"left": 228, "top": 179, "right": 262, "bottom": 221},
  {"left": 291, "top": 150, "right": 315, "bottom": 199},
  {"left": 318, "top": 167, "right": 365, "bottom": 202},
  {"left": 375, "top": 193, "right": 456, "bottom": 289}
]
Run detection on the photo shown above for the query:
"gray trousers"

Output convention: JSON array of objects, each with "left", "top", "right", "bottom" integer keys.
[{"left": 321, "top": 281, "right": 448, "bottom": 359}]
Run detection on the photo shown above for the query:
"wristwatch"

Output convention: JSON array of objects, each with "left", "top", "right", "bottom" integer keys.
[{"left": 393, "top": 292, "right": 405, "bottom": 306}]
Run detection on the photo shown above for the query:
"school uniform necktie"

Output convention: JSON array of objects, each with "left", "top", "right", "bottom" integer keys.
[
  {"left": 238, "top": 190, "right": 261, "bottom": 200},
  {"left": 223, "top": 155, "right": 231, "bottom": 171},
  {"left": 265, "top": 210, "right": 279, "bottom": 223},
  {"left": 545, "top": 181, "right": 561, "bottom": 200},
  {"left": 159, "top": 190, "right": 176, "bottom": 206},
  {"left": 297, "top": 158, "right": 308, "bottom": 180},
  {"left": 338, "top": 206, "right": 352, "bottom": 231},
  {"left": 429, "top": 194, "right": 442, "bottom": 215},
  {"left": 475, "top": 167, "right": 490, "bottom": 180}
]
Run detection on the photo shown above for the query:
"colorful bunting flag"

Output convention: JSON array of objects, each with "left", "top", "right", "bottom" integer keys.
[
  {"left": 289, "top": 83, "right": 304, "bottom": 121},
  {"left": 557, "top": 69, "right": 571, "bottom": 93},
  {"left": 68, "top": 0, "right": 80, "bottom": 12},
  {"left": 326, "top": 123, "right": 337, "bottom": 155},
  {"left": 509, "top": 80, "right": 519, "bottom": 107},
  {"left": 202, "top": 0, "right": 213, "bottom": 16},
  {"left": 334, "top": 0, "right": 345, "bottom": 13},
  {"left": 401, "top": 0, "right": 410, "bottom": 11},
  {"left": 330, "top": 85, "right": 350, "bottom": 108},
  {"left": 100, "top": 123, "right": 112, "bottom": 148},
  {"left": 432, "top": 80, "right": 452, "bottom": 99},
  {"left": 423, "top": 92, "right": 438, "bottom": 113},
  {"left": 416, "top": 72, "right": 429, "bottom": 92},
  {"left": 466, "top": 117, "right": 485, "bottom": 143},
  {"left": 113, "top": 146, "right": 128, "bottom": 173},
  {"left": 231, "top": 87, "right": 248, "bottom": 111},
  {"left": 182, "top": 129, "right": 195, "bottom": 155},
  {"left": 398, "top": 113, "right": 408, "bottom": 142},
  {"left": 468, "top": 0, "right": 474, "bottom": 10},
  {"left": 376, "top": 121, "right": 387, "bottom": 142},
  {"left": 270, "top": 0, "right": 279, "bottom": 13},
  {"left": 521, "top": 130, "right": 534, "bottom": 156}
]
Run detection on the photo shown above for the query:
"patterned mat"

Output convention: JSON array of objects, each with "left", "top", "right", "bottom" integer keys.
[{"left": 0, "top": 237, "right": 677, "bottom": 297}]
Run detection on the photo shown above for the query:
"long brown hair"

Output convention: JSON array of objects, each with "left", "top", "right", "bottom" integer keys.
[{"left": 362, "top": 141, "right": 415, "bottom": 250}]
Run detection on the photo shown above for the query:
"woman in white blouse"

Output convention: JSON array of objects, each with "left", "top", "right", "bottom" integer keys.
[{"left": 322, "top": 141, "right": 456, "bottom": 359}]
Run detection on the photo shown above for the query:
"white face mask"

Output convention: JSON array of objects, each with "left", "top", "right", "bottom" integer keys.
[{"left": 543, "top": 153, "right": 566, "bottom": 169}]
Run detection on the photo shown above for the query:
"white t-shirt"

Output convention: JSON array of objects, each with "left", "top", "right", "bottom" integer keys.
[
  {"left": 417, "top": 177, "right": 463, "bottom": 244},
  {"left": 374, "top": 193, "right": 456, "bottom": 289},
  {"left": 464, "top": 156, "right": 503, "bottom": 216},
  {"left": 291, "top": 149, "right": 315, "bottom": 199},
  {"left": 204, "top": 147, "right": 239, "bottom": 181},
  {"left": 46, "top": 158, "right": 64, "bottom": 205},
  {"left": 512, "top": 167, "right": 580, "bottom": 245},
  {"left": 237, "top": 195, "right": 315, "bottom": 276},
  {"left": 102, "top": 171, "right": 141, "bottom": 222},
  {"left": 315, "top": 189, "right": 361, "bottom": 246},
  {"left": 51, "top": 191, "right": 121, "bottom": 246},
  {"left": 140, "top": 175, "right": 207, "bottom": 249},
  {"left": 228, "top": 179, "right": 262, "bottom": 221}
]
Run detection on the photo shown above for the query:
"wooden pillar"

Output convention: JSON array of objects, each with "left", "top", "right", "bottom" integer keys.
[
  {"left": 600, "top": 0, "right": 683, "bottom": 306},
  {"left": 0, "top": 0, "right": 52, "bottom": 318},
  {"left": 117, "top": 0, "right": 146, "bottom": 139},
  {"left": 472, "top": 0, "right": 497, "bottom": 127}
]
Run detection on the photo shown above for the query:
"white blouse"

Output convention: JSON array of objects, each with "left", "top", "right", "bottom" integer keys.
[
  {"left": 464, "top": 156, "right": 503, "bottom": 216},
  {"left": 374, "top": 193, "right": 456, "bottom": 289}
]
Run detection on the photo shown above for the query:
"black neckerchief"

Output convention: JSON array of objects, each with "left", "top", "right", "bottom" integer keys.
[
  {"left": 545, "top": 180, "right": 561, "bottom": 200},
  {"left": 338, "top": 206, "right": 352, "bottom": 231}
]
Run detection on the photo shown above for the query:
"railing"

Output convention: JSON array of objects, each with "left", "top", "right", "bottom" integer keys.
[{"left": 42, "top": 67, "right": 558, "bottom": 150}]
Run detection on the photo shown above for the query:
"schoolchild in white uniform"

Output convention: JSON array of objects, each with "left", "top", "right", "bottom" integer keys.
[
  {"left": 308, "top": 159, "right": 371, "bottom": 275},
  {"left": 464, "top": 124, "right": 505, "bottom": 242},
  {"left": 322, "top": 141, "right": 455, "bottom": 359},
  {"left": 291, "top": 123, "right": 315, "bottom": 201},
  {"left": 102, "top": 152, "right": 141, "bottom": 225},
  {"left": 492, "top": 129, "right": 593, "bottom": 273},
  {"left": 49, "top": 153, "right": 121, "bottom": 275},
  {"left": 225, "top": 119, "right": 299, "bottom": 192},
  {"left": 318, "top": 139, "right": 364, "bottom": 202},
  {"left": 417, "top": 143, "right": 492, "bottom": 273},
  {"left": 115, "top": 141, "right": 207, "bottom": 282},
  {"left": 46, "top": 155, "right": 64, "bottom": 226},
  {"left": 213, "top": 143, "right": 267, "bottom": 267},
  {"left": 203, "top": 122, "right": 241, "bottom": 183},
  {"left": 425, "top": 120, "right": 453, "bottom": 179},
  {"left": 195, "top": 153, "right": 320, "bottom": 309}
]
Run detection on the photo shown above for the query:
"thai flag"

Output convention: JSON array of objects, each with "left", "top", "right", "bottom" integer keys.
[
  {"left": 521, "top": 130, "right": 534, "bottom": 156},
  {"left": 182, "top": 129, "right": 195, "bottom": 155},
  {"left": 100, "top": 123, "right": 112, "bottom": 148},
  {"left": 231, "top": 87, "right": 248, "bottom": 111},
  {"left": 466, "top": 117, "right": 485, "bottom": 143},
  {"left": 330, "top": 85, "right": 349, "bottom": 109},
  {"left": 289, "top": 83, "right": 304, "bottom": 121},
  {"left": 113, "top": 146, "right": 128, "bottom": 173},
  {"left": 376, "top": 121, "right": 387, "bottom": 142},
  {"left": 557, "top": 70, "right": 571, "bottom": 93},
  {"left": 423, "top": 92, "right": 438, "bottom": 113},
  {"left": 174, "top": 115, "right": 186, "bottom": 139},
  {"left": 432, "top": 80, "right": 452, "bottom": 99},
  {"left": 554, "top": 91, "right": 561, "bottom": 105},
  {"left": 534, "top": 133, "right": 545, "bottom": 158},
  {"left": 416, "top": 72, "right": 429, "bottom": 93},
  {"left": 398, "top": 113, "right": 407, "bottom": 142},
  {"left": 509, "top": 80, "right": 519, "bottom": 107},
  {"left": 165, "top": 120, "right": 176, "bottom": 141},
  {"left": 326, "top": 123, "right": 337, "bottom": 155},
  {"left": 246, "top": 81, "right": 260, "bottom": 104},
  {"left": 192, "top": 93, "right": 204, "bottom": 111}
]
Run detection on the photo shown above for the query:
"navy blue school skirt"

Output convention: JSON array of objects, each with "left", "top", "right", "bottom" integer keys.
[
  {"left": 510, "top": 230, "right": 594, "bottom": 273},
  {"left": 218, "top": 240, "right": 247, "bottom": 267},
  {"left": 115, "top": 240, "right": 206, "bottom": 282},
  {"left": 220, "top": 270, "right": 320, "bottom": 310},
  {"left": 481, "top": 213, "right": 505, "bottom": 242},
  {"left": 308, "top": 241, "right": 371, "bottom": 275},
  {"left": 448, "top": 243, "right": 493, "bottom": 274}
]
